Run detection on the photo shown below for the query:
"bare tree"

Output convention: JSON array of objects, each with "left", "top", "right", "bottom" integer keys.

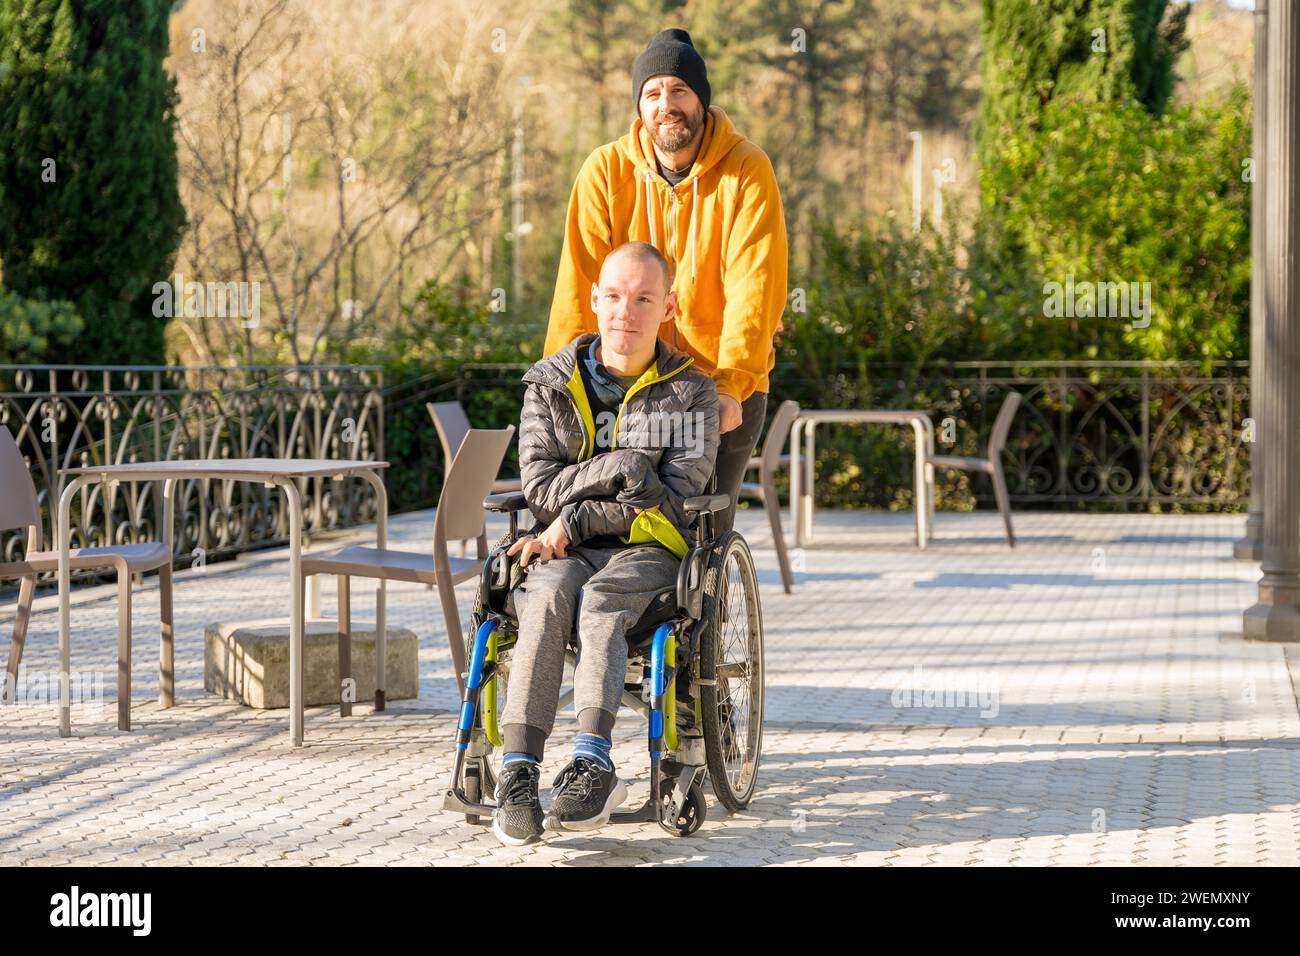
[{"left": 170, "top": 0, "right": 521, "bottom": 364}]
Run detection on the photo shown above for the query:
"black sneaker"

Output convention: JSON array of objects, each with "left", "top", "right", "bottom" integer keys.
[
  {"left": 492, "top": 761, "right": 544, "bottom": 846},
  {"left": 547, "top": 757, "right": 628, "bottom": 832}
]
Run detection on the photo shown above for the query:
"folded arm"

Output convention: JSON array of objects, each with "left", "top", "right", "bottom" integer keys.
[
  {"left": 651, "top": 382, "right": 721, "bottom": 533},
  {"left": 516, "top": 378, "right": 719, "bottom": 548},
  {"left": 518, "top": 383, "right": 666, "bottom": 539}
]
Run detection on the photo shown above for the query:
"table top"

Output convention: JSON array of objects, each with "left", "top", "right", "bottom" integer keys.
[
  {"left": 795, "top": 409, "right": 931, "bottom": 423},
  {"left": 60, "top": 458, "right": 390, "bottom": 480}
]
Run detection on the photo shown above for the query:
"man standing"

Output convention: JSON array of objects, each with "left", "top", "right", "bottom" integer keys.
[{"left": 545, "top": 28, "right": 788, "bottom": 532}]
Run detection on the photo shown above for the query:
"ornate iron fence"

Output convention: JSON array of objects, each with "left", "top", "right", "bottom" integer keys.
[
  {"left": 1, "top": 365, "right": 384, "bottom": 583},
  {"left": 1, "top": 358, "right": 1248, "bottom": 591},
  {"left": 395, "top": 359, "right": 1250, "bottom": 512},
  {"left": 917, "top": 361, "right": 1250, "bottom": 507}
]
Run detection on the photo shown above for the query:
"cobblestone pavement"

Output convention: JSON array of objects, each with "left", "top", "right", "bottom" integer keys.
[{"left": 1, "top": 507, "right": 1297, "bottom": 866}]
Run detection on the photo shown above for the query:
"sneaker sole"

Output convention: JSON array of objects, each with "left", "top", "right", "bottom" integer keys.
[
  {"left": 492, "top": 814, "right": 542, "bottom": 847},
  {"left": 550, "top": 777, "right": 629, "bottom": 832}
]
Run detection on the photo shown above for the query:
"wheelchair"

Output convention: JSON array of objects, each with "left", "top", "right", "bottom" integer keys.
[{"left": 442, "top": 484, "right": 765, "bottom": 836}]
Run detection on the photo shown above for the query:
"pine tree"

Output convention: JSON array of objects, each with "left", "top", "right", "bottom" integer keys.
[
  {"left": 976, "top": 0, "right": 1190, "bottom": 170},
  {"left": 0, "top": 0, "right": 185, "bottom": 364}
]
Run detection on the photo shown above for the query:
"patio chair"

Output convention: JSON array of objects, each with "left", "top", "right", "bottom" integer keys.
[
  {"left": 738, "top": 400, "right": 801, "bottom": 593},
  {"left": 0, "top": 426, "right": 173, "bottom": 730},
  {"left": 302, "top": 426, "right": 515, "bottom": 712},
  {"left": 427, "top": 401, "right": 522, "bottom": 557},
  {"left": 925, "top": 391, "right": 1022, "bottom": 547}
]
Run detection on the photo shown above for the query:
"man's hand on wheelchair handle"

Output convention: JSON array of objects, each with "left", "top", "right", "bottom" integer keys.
[{"left": 507, "top": 515, "right": 571, "bottom": 567}]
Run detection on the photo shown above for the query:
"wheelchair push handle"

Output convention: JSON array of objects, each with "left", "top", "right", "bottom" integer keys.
[
  {"left": 483, "top": 490, "right": 529, "bottom": 513},
  {"left": 483, "top": 490, "right": 530, "bottom": 540},
  {"left": 684, "top": 492, "right": 732, "bottom": 544},
  {"left": 683, "top": 493, "right": 730, "bottom": 515}
]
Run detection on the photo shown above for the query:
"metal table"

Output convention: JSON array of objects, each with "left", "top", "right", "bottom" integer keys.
[
  {"left": 56, "top": 458, "right": 389, "bottom": 746},
  {"left": 788, "top": 410, "right": 935, "bottom": 548}
]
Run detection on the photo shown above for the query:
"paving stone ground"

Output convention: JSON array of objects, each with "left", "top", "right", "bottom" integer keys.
[{"left": 1, "top": 506, "right": 1297, "bottom": 866}]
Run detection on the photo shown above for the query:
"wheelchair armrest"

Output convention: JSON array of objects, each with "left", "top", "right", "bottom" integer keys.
[
  {"left": 684, "top": 493, "right": 731, "bottom": 515},
  {"left": 483, "top": 491, "right": 529, "bottom": 513},
  {"left": 677, "top": 546, "right": 710, "bottom": 620},
  {"left": 483, "top": 545, "right": 526, "bottom": 615}
]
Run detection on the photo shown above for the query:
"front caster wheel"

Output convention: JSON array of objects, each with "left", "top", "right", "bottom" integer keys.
[
  {"left": 658, "top": 779, "right": 707, "bottom": 836},
  {"left": 463, "top": 763, "right": 483, "bottom": 825},
  {"left": 462, "top": 756, "right": 495, "bottom": 826}
]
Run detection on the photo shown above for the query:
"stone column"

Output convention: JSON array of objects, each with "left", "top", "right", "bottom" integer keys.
[
  {"left": 1235, "top": 0, "right": 1269, "bottom": 560},
  {"left": 1245, "top": 0, "right": 1300, "bottom": 642}
]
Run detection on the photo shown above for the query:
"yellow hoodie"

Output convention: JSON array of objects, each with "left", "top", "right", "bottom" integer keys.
[{"left": 544, "top": 106, "right": 788, "bottom": 404}]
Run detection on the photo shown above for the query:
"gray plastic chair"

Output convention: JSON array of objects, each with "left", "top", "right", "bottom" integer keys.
[
  {"left": 925, "top": 392, "right": 1022, "bottom": 547},
  {"left": 428, "top": 402, "right": 522, "bottom": 496},
  {"left": 428, "top": 402, "right": 522, "bottom": 556},
  {"left": 302, "top": 426, "right": 515, "bottom": 710},
  {"left": 738, "top": 400, "right": 801, "bottom": 593},
  {"left": 0, "top": 426, "right": 173, "bottom": 729}
]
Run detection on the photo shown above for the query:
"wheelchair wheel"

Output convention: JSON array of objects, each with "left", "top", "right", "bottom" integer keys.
[
  {"left": 658, "top": 777, "right": 707, "bottom": 836},
  {"left": 463, "top": 762, "right": 484, "bottom": 825},
  {"left": 698, "top": 530, "right": 764, "bottom": 813}
]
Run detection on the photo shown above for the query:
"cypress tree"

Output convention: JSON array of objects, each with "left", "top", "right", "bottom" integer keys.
[{"left": 0, "top": 0, "right": 185, "bottom": 364}]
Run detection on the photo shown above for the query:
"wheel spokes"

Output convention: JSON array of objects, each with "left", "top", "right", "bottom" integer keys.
[{"left": 713, "top": 546, "right": 760, "bottom": 794}]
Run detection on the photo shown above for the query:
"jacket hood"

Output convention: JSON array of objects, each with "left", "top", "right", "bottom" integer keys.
[
  {"left": 616, "top": 106, "right": 747, "bottom": 286},
  {"left": 523, "top": 332, "right": 695, "bottom": 390}
]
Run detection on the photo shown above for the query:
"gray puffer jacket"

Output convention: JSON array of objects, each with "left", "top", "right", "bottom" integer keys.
[{"left": 518, "top": 332, "right": 720, "bottom": 555}]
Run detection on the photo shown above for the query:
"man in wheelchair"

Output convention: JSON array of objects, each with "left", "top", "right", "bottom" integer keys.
[{"left": 490, "top": 241, "right": 720, "bottom": 845}]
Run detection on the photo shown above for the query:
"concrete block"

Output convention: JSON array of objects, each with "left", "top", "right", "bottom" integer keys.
[{"left": 205, "top": 619, "right": 418, "bottom": 708}]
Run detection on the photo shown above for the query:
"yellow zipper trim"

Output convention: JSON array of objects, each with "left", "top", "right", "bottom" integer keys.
[
  {"left": 559, "top": 342, "right": 695, "bottom": 559},
  {"left": 564, "top": 356, "right": 598, "bottom": 462},
  {"left": 622, "top": 506, "right": 689, "bottom": 559},
  {"left": 611, "top": 356, "right": 694, "bottom": 452}
]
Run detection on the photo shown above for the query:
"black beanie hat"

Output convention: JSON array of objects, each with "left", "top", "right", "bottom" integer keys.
[{"left": 632, "top": 28, "right": 711, "bottom": 115}]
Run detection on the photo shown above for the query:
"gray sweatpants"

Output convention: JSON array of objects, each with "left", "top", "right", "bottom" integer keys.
[{"left": 500, "top": 542, "right": 681, "bottom": 759}]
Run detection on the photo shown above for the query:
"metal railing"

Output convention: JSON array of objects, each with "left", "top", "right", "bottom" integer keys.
[
  {"left": 1, "top": 357, "right": 1248, "bottom": 591},
  {"left": 1, "top": 365, "right": 384, "bottom": 582},
  {"left": 934, "top": 361, "right": 1247, "bottom": 506},
  {"left": 418, "top": 359, "right": 1250, "bottom": 510}
]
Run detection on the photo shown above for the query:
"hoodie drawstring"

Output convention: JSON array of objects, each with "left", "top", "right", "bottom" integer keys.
[
  {"left": 689, "top": 175, "right": 697, "bottom": 282},
  {"left": 643, "top": 171, "right": 657, "bottom": 249}
]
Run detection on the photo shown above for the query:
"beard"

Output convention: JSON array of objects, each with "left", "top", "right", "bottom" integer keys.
[{"left": 647, "top": 103, "right": 704, "bottom": 155}]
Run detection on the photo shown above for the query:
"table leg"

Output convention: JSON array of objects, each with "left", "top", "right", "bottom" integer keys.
[
  {"left": 924, "top": 419, "right": 936, "bottom": 541},
  {"left": 160, "top": 478, "right": 175, "bottom": 708},
  {"left": 789, "top": 417, "right": 803, "bottom": 549},
  {"left": 56, "top": 476, "right": 87, "bottom": 737},
  {"left": 803, "top": 421, "right": 816, "bottom": 544},
  {"left": 277, "top": 478, "right": 305, "bottom": 746},
  {"left": 116, "top": 562, "right": 132, "bottom": 731},
  {"left": 362, "top": 471, "right": 389, "bottom": 712},
  {"left": 910, "top": 418, "right": 928, "bottom": 549}
]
